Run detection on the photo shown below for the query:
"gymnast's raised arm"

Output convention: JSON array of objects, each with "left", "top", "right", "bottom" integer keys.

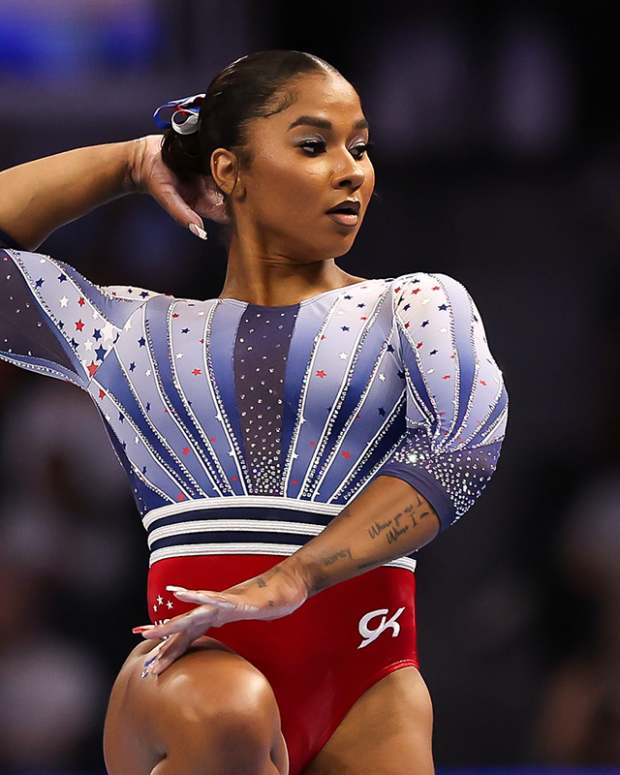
[{"left": 0, "top": 135, "right": 219, "bottom": 251}]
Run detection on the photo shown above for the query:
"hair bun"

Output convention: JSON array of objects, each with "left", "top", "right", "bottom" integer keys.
[{"left": 156, "top": 94, "right": 208, "bottom": 179}]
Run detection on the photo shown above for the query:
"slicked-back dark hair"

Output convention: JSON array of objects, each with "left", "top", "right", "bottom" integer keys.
[{"left": 161, "top": 49, "right": 343, "bottom": 245}]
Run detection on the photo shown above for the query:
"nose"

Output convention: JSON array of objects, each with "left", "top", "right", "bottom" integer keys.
[{"left": 331, "top": 151, "right": 366, "bottom": 191}]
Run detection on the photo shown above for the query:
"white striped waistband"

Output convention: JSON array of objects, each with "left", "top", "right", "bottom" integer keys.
[{"left": 143, "top": 497, "right": 417, "bottom": 574}]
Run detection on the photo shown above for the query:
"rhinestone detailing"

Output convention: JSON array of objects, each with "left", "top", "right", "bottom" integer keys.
[{"left": 234, "top": 305, "right": 298, "bottom": 495}]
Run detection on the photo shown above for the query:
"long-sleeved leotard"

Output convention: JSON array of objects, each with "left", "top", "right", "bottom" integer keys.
[
  {"left": 0, "top": 239, "right": 508, "bottom": 567},
  {"left": 0, "top": 233, "right": 508, "bottom": 774}
]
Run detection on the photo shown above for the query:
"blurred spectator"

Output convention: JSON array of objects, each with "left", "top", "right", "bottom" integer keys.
[{"left": 534, "top": 470, "right": 620, "bottom": 763}]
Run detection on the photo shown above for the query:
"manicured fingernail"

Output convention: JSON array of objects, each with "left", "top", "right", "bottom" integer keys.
[
  {"left": 188, "top": 223, "right": 207, "bottom": 240},
  {"left": 165, "top": 585, "right": 187, "bottom": 593},
  {"left": 132, "top": 625, "right": 155, "bottom": 633}
]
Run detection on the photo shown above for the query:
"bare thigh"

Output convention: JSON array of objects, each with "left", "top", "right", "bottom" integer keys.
[
  {"left": 103, "top": 637, "right": 289, "bottom": 775},
  {"left": 301, "top": 666, "right": 434, "bottom": 775}
]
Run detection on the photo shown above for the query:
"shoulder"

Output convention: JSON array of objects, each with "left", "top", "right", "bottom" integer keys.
[
  {"left": 387, "top": 271, "right": 474, "bottom": 319},
  {"left": 388, "top": 271, "right": 469, "bottom": 296},
  {"left": 4, "top": 248, "right": 166, "bottom": 303}
]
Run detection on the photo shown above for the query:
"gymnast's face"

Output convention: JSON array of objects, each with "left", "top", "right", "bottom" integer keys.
[{"left": 214, "top": 71, "right": 375, "bottom": 262}]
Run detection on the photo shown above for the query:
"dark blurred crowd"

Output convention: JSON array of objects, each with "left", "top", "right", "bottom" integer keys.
[{"left": 1, "top": 1, "right": 619, "bottom": 771}]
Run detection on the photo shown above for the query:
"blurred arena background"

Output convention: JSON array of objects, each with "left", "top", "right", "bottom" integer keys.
[{"left": 1, "top": 1, "right": 619, "bottom": 772}]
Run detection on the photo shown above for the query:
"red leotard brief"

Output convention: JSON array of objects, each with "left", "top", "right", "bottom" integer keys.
[{"left": 147, "top": 555, "right": 419, "bottom": 775}]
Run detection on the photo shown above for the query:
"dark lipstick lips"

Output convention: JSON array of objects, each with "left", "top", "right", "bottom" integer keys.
[{"left": 325, "top": 199, "right": 361, "bottom": 215}]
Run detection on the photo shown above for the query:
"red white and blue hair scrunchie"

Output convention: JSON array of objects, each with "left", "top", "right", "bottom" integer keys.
[{"left": 152, "top": 93, "right": 206, "bottom": 136}]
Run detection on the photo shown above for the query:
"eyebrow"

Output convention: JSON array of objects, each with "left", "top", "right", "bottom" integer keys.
[{"left": 287, "top": 115, "right": 369, "bottom": 131}]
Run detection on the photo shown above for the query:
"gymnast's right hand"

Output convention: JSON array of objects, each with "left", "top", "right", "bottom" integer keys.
[{"left": 126, "top": 135, "right": 230, "bottom": 238}]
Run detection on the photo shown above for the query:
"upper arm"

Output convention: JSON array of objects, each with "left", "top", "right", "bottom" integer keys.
[
  {"left": 0, "top": 246, "right": 160, "bottom": 390},
  {"left": 393, "top": 271, "right": 507, "bottom": 446},
  {"left": 374, "top": 271, "right": 508, "bottom": 531}
]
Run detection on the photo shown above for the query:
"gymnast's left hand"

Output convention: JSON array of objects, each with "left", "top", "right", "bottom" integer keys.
[{"left": 132, "top": 561, "right": 309, "bottom": 676}]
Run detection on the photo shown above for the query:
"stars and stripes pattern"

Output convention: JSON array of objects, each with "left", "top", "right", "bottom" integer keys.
[{"left": 0, "top": 246, "right": 508, "bottom": 570}]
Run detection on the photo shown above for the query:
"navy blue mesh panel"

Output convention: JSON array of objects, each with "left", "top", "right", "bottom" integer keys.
[{"left": 233, "top": 304, "right": 298, "bottom": 495}]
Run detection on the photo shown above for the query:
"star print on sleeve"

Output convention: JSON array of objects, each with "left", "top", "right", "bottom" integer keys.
[
  {"left": 372, "top": 271, "right": 509, "bottom": 533},
  {"left": 0, "top": 247, "right": 160, "bottom": 390}
]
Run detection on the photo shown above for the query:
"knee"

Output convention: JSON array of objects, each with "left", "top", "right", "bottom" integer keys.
[{"left": 158, "top": 650, "right": 281, "bottom": 758}]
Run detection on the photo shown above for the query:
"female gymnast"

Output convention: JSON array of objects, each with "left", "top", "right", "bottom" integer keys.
[{"left": 0, "top": 50, "right": 508, "bottom": 774}]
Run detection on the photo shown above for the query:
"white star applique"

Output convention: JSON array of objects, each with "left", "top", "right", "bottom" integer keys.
[
  {"left": 101, "top": 322, "right": 115, "bottom": 341},
  {"left": 60, "top": 296, "right": 68, "bottom": 308}
]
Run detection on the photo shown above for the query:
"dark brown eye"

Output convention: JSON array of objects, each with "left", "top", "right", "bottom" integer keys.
[
  {"left": 299, "top": 140, "right": 374, "bottom": 158},
  {"left": 299, "top": 140, "right": 325, "bottom": 155}
]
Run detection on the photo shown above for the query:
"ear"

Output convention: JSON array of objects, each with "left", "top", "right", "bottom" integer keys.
[{"left": 210, "top": 148, "right": 244, "bottom": 199}]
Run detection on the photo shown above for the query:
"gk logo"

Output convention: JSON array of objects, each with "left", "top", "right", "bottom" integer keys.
[{"left": 357, "top": 607, "right": 406, "bottom": 649}]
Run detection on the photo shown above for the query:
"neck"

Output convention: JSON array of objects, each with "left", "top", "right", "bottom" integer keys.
[{"left": 218, "top": 242, "right": 366, "bottom": 306}]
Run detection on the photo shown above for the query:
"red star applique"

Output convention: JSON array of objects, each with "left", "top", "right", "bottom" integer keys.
[
  {"left": 98, "top": 387, "right": 106, "bottom": 399},
  {"left": 75, "top": 319, "right": 85, "bottom": 331},
  {"left": 341, "top": 450, "right": 351, "bottom": 459},
  {"left": 78, "top": 296, "right": 85, "bottom": 307},
  {"left": 87, "top": 361, "right": 98, "bottom": 377},
  {"left": 192, "top": 368, "right": 201, "bottom": 375},
  {"left": 182, "top": 447, "right": 190, "bottom": 455},
  {"left": 176, "top": 492, "right": 187, "bottom": 502},
  {"left": 316, "top": 369, "right": 327, "bottom": 378}
]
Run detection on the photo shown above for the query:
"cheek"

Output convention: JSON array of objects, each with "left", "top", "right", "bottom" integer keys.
[{"left": 253, "top": 155, "right": 325, "bottom": 221}]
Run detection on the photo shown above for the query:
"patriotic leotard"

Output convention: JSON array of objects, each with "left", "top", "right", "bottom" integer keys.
[{"left": 0, "top": 234, "right": 508, "bottom": 773}]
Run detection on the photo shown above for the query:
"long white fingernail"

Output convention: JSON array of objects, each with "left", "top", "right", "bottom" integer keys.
[
  {"left": 188, "top": 223, "right": 208, "bottom": 240},
  {"left": 166, "top": 585, "right": 187, "bottom": 593}
]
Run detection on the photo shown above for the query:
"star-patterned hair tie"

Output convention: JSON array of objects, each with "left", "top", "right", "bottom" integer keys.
[{"left": 153, "top": 93, "right": 206, "bottom": 136}]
